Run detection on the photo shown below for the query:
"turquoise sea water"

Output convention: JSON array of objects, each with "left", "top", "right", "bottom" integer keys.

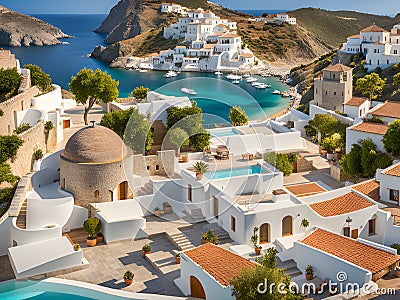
[
  {"left": 3, "top": 14, "right": 290, "bottom": 123},
  {"left": 205, "top": 165, "right": 268, "bottom": 179}
]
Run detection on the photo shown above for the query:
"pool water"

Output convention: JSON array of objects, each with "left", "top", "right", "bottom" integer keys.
[
  {"left": 211, "top": 129, "right": 240, "bottom": 138},
  {"left": 1, "top": 291, "right": 94, "bottom": 300},
  {"left": 205, "top": 165, "right": 267, "bottom": 179}
]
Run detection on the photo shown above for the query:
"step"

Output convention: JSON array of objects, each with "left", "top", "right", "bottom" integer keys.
[
  {"left": 278, "top": 259, "right": 297, "bottom": 270},
  {"left": 169, "top": 233, "right": 185, "bottom": 238},
  {"left": 286, "top": 269, "right": 302, "bottom": 278}
]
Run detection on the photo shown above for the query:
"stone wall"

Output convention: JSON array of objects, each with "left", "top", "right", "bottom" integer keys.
[
  {"left": 330, "top": 164, "right": 349, "bottom": 182},
  {"left": 294, "top": 155, "right": 314, "bottom": 173},
  {"left": 132, "top": 150, "right": 175, "bottom": 177},
  {"left": 0, "top": 86, "right": 39, "bottom": 135},
  {"left": 0, "top": 49, "right": 17, "bottom": 70},
  {"left": 151, "top": 119, "right": 167, "bottom": 147}
]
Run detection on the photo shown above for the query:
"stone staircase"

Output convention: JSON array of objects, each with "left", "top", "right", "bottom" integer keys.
[
  {"left": 16, "top": 200, "right": 27, "bottom": 229},
  {"left": 203, "top": 223, "right": 231, "bottom": 244},
  {"left": 145, "top": 251, "right": 180, "bottom": 275},
  {"left": 135, "top": 181, "right": 153, "bottom": 196},
  {"left": 166, "top": 231, "right": 195, "bottom": 251},
  {"left": 277, "top": 257, "right": 302, "bottom": 278},
  {"left": 190, "top": 208, "right": 206, "bottom": 223}
]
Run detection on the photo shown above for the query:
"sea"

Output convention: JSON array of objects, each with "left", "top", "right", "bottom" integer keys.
[{"left": 3, "top": 14, "right": 290, "bottom": 124}]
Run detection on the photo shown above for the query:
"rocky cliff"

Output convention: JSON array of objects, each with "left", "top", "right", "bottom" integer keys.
[{"left": 0, "top": 6, "right": 71, "bottom": 47}]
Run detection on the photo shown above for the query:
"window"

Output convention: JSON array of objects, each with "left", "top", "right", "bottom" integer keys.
[
  {"left": 231, "top": 216, "right": 236, "bottom": 232},
  {"left": 260, "top": 223, "right": 270, "bottom": 244},
  {"left": 343, "top": 226, "right": 350, "bottom": 237},
  {"left": 146, "top": 165, "right": 150, "bottom": 170},
  {"left": 282, "top": 216, "right": 293, "bottom": 236},
  {"left": 368, "top": 219, "right": 376, "bottom": 236},
  {"left": 156, "top": 165, "right": 159, "bottom": 171},
  {"left": 188, "top": 184, "right": 192, "bottom": 202},
  {"left": 94, "top": 190, "right": 99, "bottom": 197},
  {"left": 389, "top": 189, "right": 399, "bottom": 201},
  {"left": 334, "top": 92, "right": 337, "bottom": 96}
]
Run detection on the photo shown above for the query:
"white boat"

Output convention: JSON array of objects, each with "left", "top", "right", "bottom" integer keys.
[
  {"left": 272, "top": 90, "right": 282, "bottom": 95},
  {"left": 164, "top": 71, "right": 178, "bottom": 78},
  {"left": 181, "top": 88, "right": 197, "bottom": 95},
  {"left": 214, "top": 71, "right": 223, "bottom": 75},
  {"left": 252, "top": 81, "right": 261, "bottom": 86},
  {"left": 243, "top": 74, "right": 251, "bottom": 78},
  {"left": 232, "top": 80, "right": 240, "bottom": 84},
  {"left": 139, "top": 69, "right": 148, "bottom": 73},
  {"left": 226, "top": 74, "right": 242, "bottom": 80},
  {"left": 246, "top": 77, "right": 258, "bottom": 83},
  {"left": 255, "top": 83, "right": 268, "bottom": 89}
]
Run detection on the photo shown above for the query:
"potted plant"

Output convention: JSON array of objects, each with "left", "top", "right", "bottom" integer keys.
[
  {"left": 250, "top": 227, "right": 262, "bottom": 255},
  {"left": 142, "top": 244, "right": 151, "bottom": 257},
  {"left": 300, "top": 218, "right": 310, "bottom": 234},
  {"left": 182, "top": 155, "right": 189, "bottom": 163},
  {"left": 330, "top": 158, "right": 337, "bottom": 165},
  {"left": 73, "top": 244, "right": 81, "bottom": 251},
  {"left": 83, "top": 217, "right": 101, "bottom": 247},
  {"left": 305, "top": 265, "right": 314, "bottom": 280},
  {"left": 201, "top": 232, "right": 209, "bottom": 244},
  {"left": 123, "top": 270, "right": 134, "bottom": 286},
  {"left": 96, "top": 232, "right": 104, "bottom": 243},
  {"left": 192, "top": 161, "right": 209, "bottom": 180},
  {"left": 163, "top": 202, "right": 172, "bottom": 214},
  {"left": 33, "top": 149, "right": 44, "bottom": 171},
  {"left": 154, "top": 207, "right": 161, "bottom": 217},
  {"left": 175, "top": 252, "right": 180, "bottom": 264},
  {"left": 201, "top": 230, "right": 219, "bottom": 245}
]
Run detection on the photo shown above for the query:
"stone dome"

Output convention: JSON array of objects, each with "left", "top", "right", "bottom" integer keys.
[{"left": 61, "top": 125, "right": 128, "bottom": 164}]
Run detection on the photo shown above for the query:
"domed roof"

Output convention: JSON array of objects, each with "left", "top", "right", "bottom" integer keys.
[{"left": 61, "top": 125, "right": 128, "bottom": 164}]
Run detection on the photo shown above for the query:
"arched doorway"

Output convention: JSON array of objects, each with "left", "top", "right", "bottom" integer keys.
[
  {"left": 190, "top": 276, "right": 206, "bottom": 299},
  {"left": 282, "top": 216, "right": 293, "bottom": 237},
  {"left": 117, "top": 181, "right": 128, "bottom": 200},
  {"left": 259, "top": 223, "right": 270, "bottom": 244}
]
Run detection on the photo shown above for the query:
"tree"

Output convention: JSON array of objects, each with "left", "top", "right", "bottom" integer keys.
[
  {"left": 393, "top": 72, "right": 400, "bottom": 87},
  {"left": 69, "top": 68, "right": 119, "bottom": 125},
  {"left": 123, "top": 109, "right": 152, "bottom": 155},
  {"left": 0, "top": 67, "right": 21, "bottom": 99},
  {"left": 321, "top": 133, "right": 343, "bottom": 153},
  {"left": 0, "top": 163, "right": 19, "bottom": 185},
  {"left": 383, "top": 119, "right": 400, "bottom": 156},
  {"left": 262, "top": 12, "right": 269, "bottom": 17},
  {"left": 100, "top": 108, "right": 135, "bottom": 138},
  {"left": 340, "top": 144, "right": 362, "bottom": 178},
  {"left": 0, "top": 135, "right": 24, "bottom": 163},
  {"left": 24, "top": 64, "right": 53, "bottom": 93},
  {"left": 309, "top": 114, "right": 339, "bottom": 141},
  {"left": 259, "top": 247, "right": 277, "bottom": 269},
  {"left": 355, "top": 73, "right": 386, "bottom": 102},
  {"left": 190, "top": 131, "right": 211, "bottom": 152},
  {"left": 129, "top": 86, "right": 150, "bottom": 101},
  {"left": 229, "top": 105, "right": 249, "bottom": 126},
  {"left": 264, "top": 152, "right": 293, "bottom": 176},
  {"left": 360, "top": 139, "right": 377, "bottom": 178},
  {"left": 167, "top": 128, "right": 189, "bottom": 156}
]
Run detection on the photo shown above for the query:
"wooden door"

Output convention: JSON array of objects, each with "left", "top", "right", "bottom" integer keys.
[
  {"left": 213, "top": 196, "right": 218, "bottom": 219},
  {"left": 282, "top": 216, "right": 293, "bottom": 237},
  {"left": 260, "top": 223, "right": 270, "bottom": 244},
  {"left": 188, "top": 184, "right": 192, "bottom": 202},
  {"left": 190, "top": 276, "right": 206, "bottom": 299},
  {"left": 118, "top": 182, "right": 127, "bottom": 200},
  {"left": 351, "top": 229, "right": 358, "bottom": 239},
  {"left": 63, "top": 119, "right": 70, "bottom": 129}
]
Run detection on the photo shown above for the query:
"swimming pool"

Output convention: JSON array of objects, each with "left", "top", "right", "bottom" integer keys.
[
  {"left": 210, "top": 128, "right": 240, "bottom": 138},
  {"left": 205, "top": 165, "right": 268, "bottom": 179},
  {"left": 0, "top": 278, "right": 181, "bottom": 300}
]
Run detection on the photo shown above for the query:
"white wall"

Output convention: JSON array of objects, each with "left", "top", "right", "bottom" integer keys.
[
  {"left": 346, "top": 127, "right": 384, "bottom": 153},
  {"left": 378, "top": 173, "right": 400, "bottom": 203},
  {"left": 11, "top": 218, "right": 61, "bottom": 246},
  {"left": 15, "top": 109, "right": 45, "bottom": 127},
  {"left": 63, "top": 206, "right": 87, "bottom": 232},
  {"left": 40, "top": 150, "right": 62, "bottom": 172},
  {"left": 31, "top": 85, "right": 62, "bottom": 113},
  {"left": 0, "top": 217, "right": 12, "bottom": 255}
]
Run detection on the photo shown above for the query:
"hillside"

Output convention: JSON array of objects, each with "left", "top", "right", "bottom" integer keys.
[
  {"left": 0, "top": 5, "right": 70, "bottom": 46},
  {"left": 91, "top": 2, "right": 400, "bottom": 70}
]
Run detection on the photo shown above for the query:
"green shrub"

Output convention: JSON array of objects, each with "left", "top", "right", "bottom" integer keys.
[
  {"left": 33, "top": 149, "right": 43, "bottom": 161},
  {"left": 123, "top": 270, "right": 134, "bottom": 280},
  {"left": 142, "top": 244, "right": 151, "bottom": 252},
  {"left": 229, "top": 106, "right": 249, "bottom": 126},
  {"left": 392, "top": 64, "right": 399, "bottom": 71},
  {"left": 304, "top": 125, "right": 317, "bottom": 137},
  {"left": 24, "top": 64, "right": 53, "bottom": 93},
  {"left": 0, "top": 68, "right": 21, "bottom": 99},
  {"left": 264, "top": 152, "right": 293, "bottom": 176},
  {"left": 13, "top": 123, "right": 32, "bottom": 134},
  {"left": 0, "top": 109, "right": 3, "bottom": 117},
  {"left": 391, "top": 243, "right": 400, "bottom": 254},
  {"left": 44, "top": 121, "right": 54, "bottom": 131},
  {"left": 0, "top": 135, "right": 24, "bottom": 163}
]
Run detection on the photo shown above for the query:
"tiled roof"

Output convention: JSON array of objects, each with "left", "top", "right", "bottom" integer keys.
[
  {"left": 324, "top": 63, "right": 352, "bottom": 72},
  {"left": 344, "top": 96, "right": 369, "bottom": 107},
  {"left": 352, "top": 180, "right": 381, "bottom": 201},
  {"left": 349, "top": 34, "right": 360, "bottom": 39},
  {"left": 382, "top": 163, "right": 400, "bottom": 177},
  {"left": 203, "top": 44, "right": 215, "bottom": 49},
  {"left": 350, "top": 122, "right": 388, "bottom": 135},
  {"left": 301, "top": 229, "right": 400, "bottom": 274},
  {"left": 361, "top": 24, "right": 389, "bottom": 33},
  {"left": 309, "top": 192, "right": 374, "bottom": 217},
  {"left": 369, "top": 101, "right": 400, "bottom": 119},
  {"left": 184, "top": 243, "right": 255, "bottom": 286},
  {"left": 220, "top": 33, "right": 240, "bottom": 38},
  {"left": 285, "top": 183, "right": 327, "bottom": 198},
  {"left": 241, "top": 53, "right": 254, "bottom": 58}
]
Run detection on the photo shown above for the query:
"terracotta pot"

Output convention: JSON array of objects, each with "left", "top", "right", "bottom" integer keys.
[
  {"left": 320, "top": 150, "right": 328, "bottom": 158},
  {"left": 306, "top": 273, "right": 314, "bottom": 281},
  {"left": 201, "top": 239, "right": 209, "bottom": 244},
  {"left": 182, "top": 156, "right": 189, "bottom": 163},
  {"left": 330, "top": 161, "right": 337, "bottom": 165},
  {"left": 176, "top": 256, "right": 180, "bottom": 264},
  {"left": 196, "top": 173, "right": 204, "bottom": 180},
  {"left": 255, "top": 247, "right": 262, "bottom": 255},
  {"left": 163, "top": 206, "right": 172, "bottom": 214},
  {"left": 96, "top": 235, "right": 104, "bottom": 243},
  {"left": 154, "top": 210, "right": 161, "bottom": 217},
  {"left": 142, "top": 250, "right": 151, "bottom": 258},
  {"left": 395, "top": 268, "right": 400, "bottom": 278},
  {"left": 124, "top": 279, "right": 133, "bottom": 286},
  {"left": 87, "top": 238, "right": 97, "bottom": 247}
]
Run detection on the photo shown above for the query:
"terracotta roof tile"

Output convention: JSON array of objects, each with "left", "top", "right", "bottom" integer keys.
[
  {"left": 369, "top": 101, "right": 400, "bottom": 119},
  {"left": 361, "top": 24, "right": 389, "bottom": 33},
  {"left": 352, "top": 180, "right": 381, "bottom": 201},
  {"left": 350, "top": 122, "right": 388, "bottom": 135},
  {"left": 220, "top": 33, "right": 240, "bottom": 38},
  {"left": 349, "top": 34, "right": 360, "bottom": 39},
  {"left": 382, "top": 163, "right": 400, "bottom": 177},
  {"left": 301, "top": 229, "right": 400, "bottom": 274},
  {"left": 285, "top": 182, "right": 327, "bottom": 198},
  {"left": 344, "top": 96, "right": 369, "bottom": 107},
  {"left": 309, "top": 192, "right": 374, "bottom": 217},
  {"left": 324, "top": 63, "right": 352, "bottom": 72},
  {"left": 241, "top": 53, "right": 254, "bottom": 58},
  {"left": 184, "top": 243, "right": 255, "bottom": 286}
]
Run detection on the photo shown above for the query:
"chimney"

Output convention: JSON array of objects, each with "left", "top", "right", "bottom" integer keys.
[
  {"left": 90, "top": 120, "right": 96, "bottom": 127},
  {"left": 272, "top": 189, "right": 290, "bottom": 202}
]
